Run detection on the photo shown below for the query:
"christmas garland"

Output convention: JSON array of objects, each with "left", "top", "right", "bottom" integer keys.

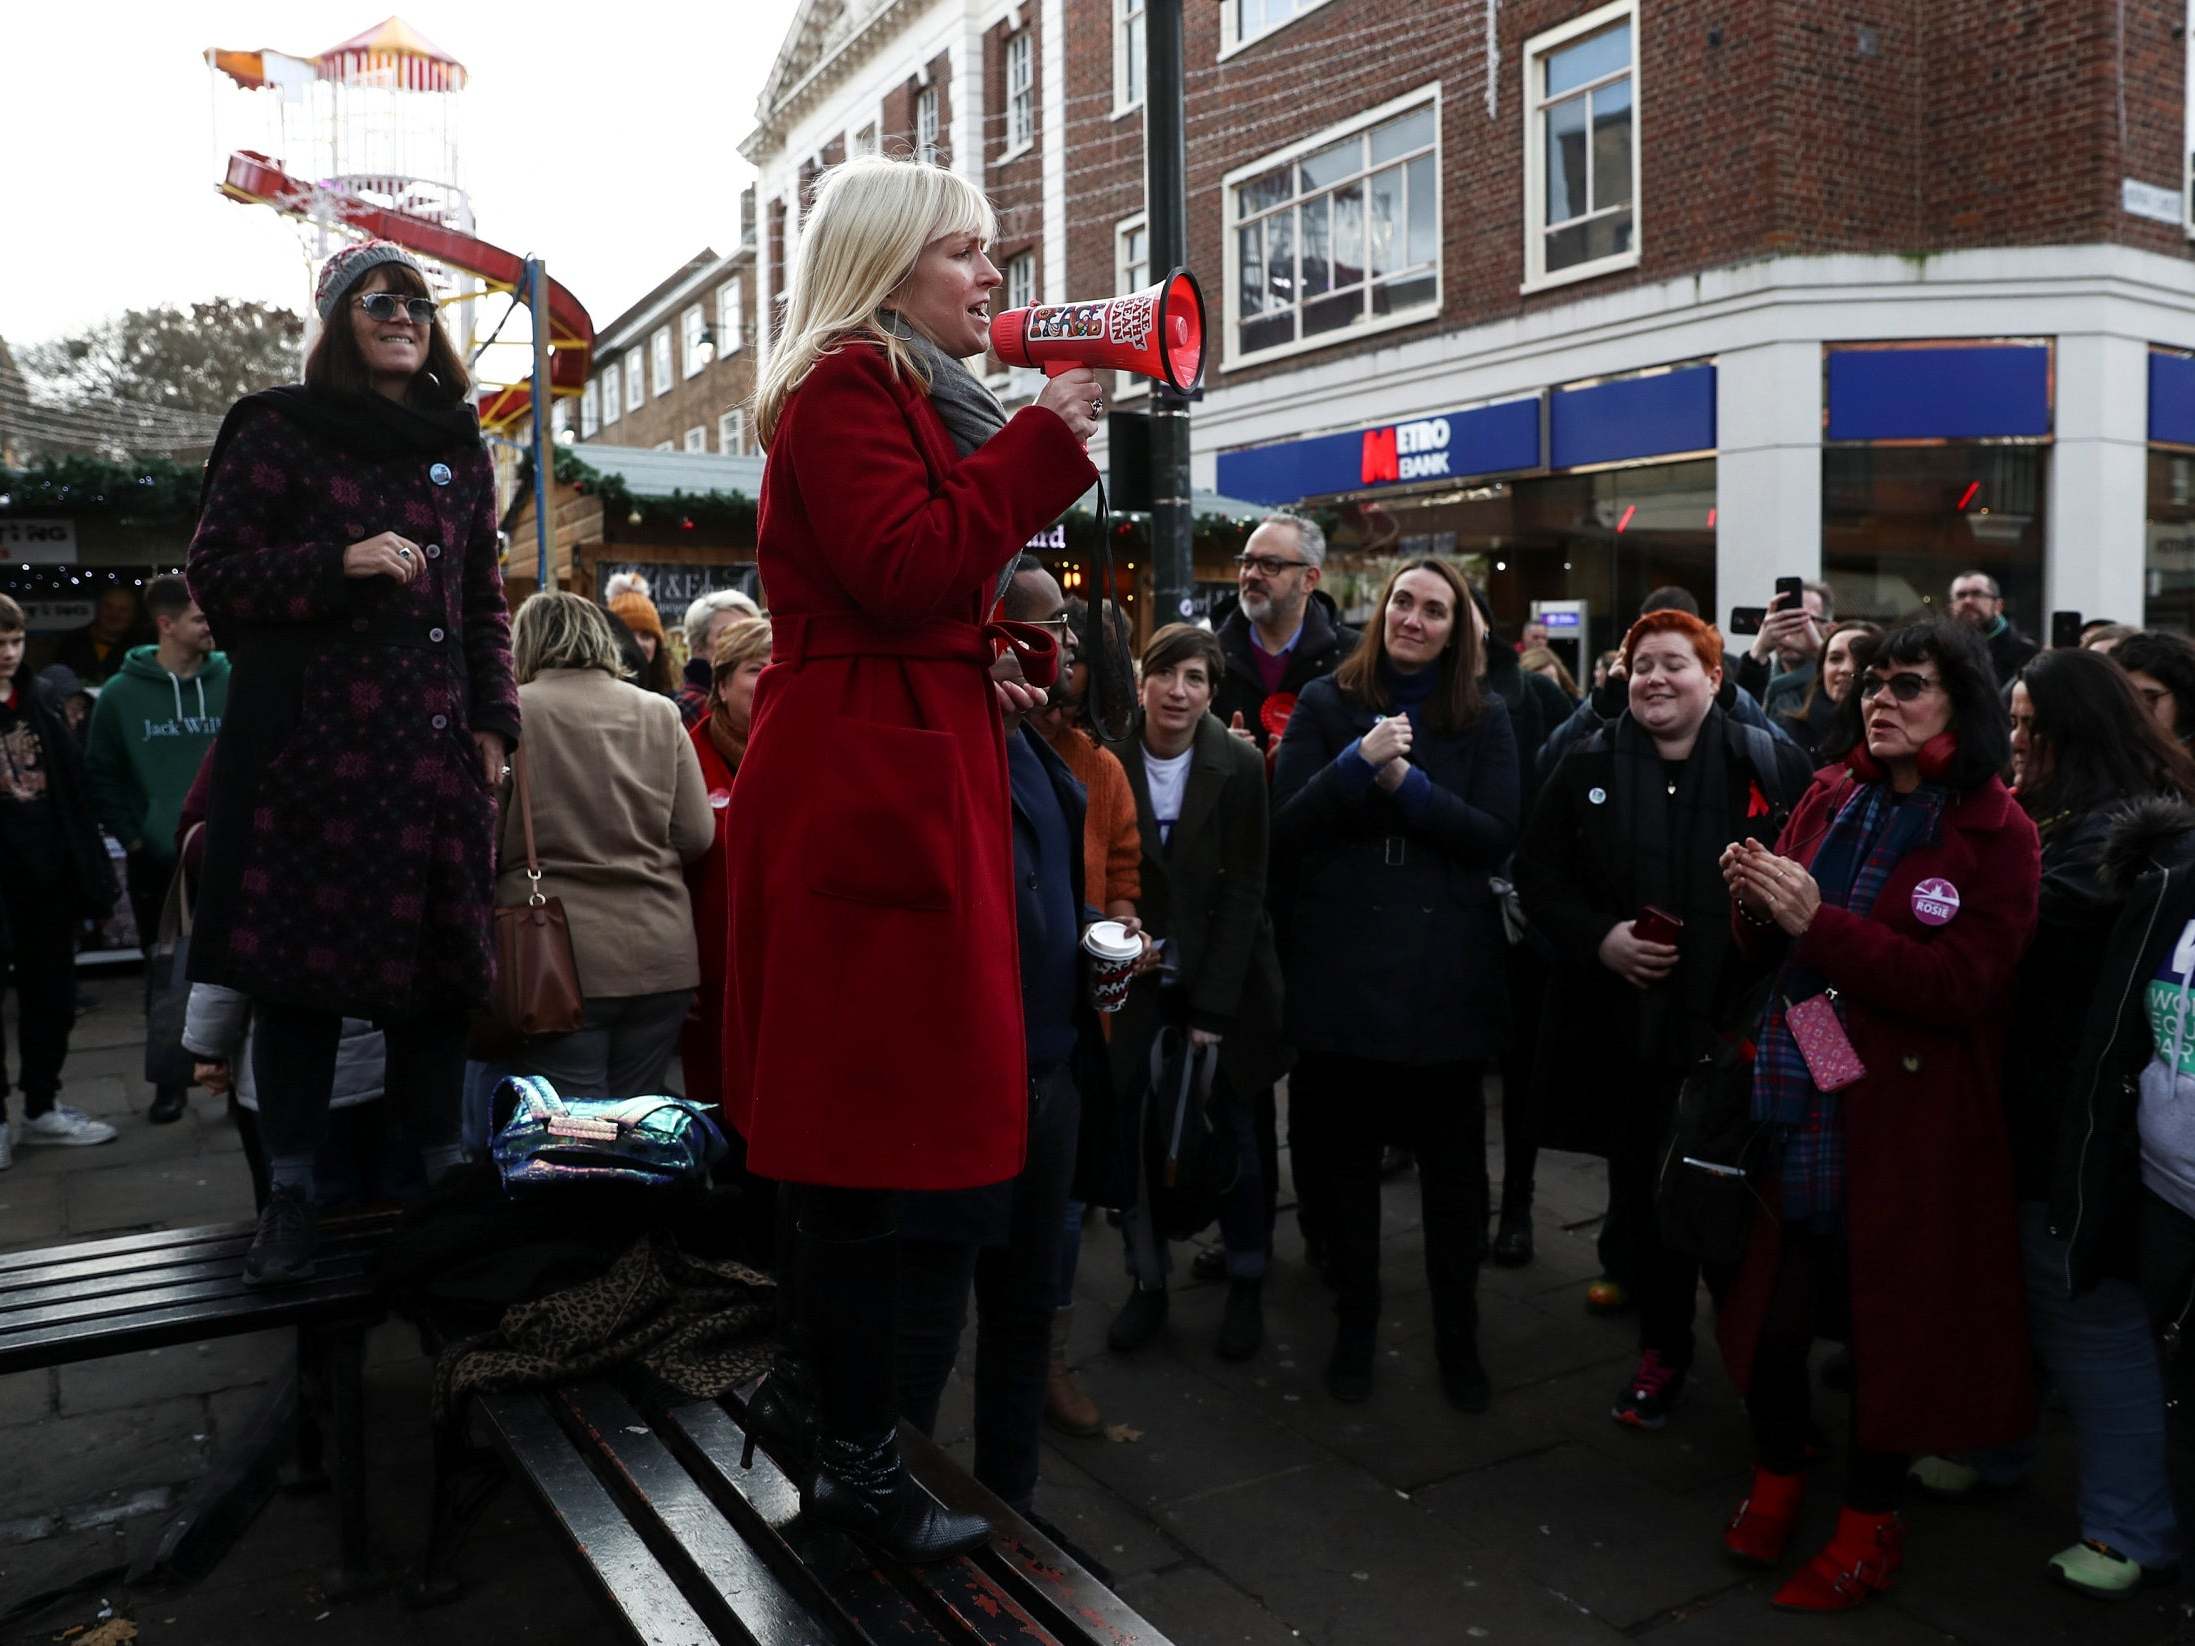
[{"left": 0, "top": 456, "right": 204, "bottom": 526}]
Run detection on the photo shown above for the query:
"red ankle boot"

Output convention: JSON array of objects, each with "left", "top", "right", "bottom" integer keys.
[
  {"left": 1722, "top": 1466, "right": 1804, "bottom": 1567},
  {"left": 1771, "top": 1506, "right": 1904, "bottom": 1612}
]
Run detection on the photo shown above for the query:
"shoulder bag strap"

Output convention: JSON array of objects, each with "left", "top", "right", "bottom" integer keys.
[{"left": 515, "top": 742, "right": 547, "bottom": 906}]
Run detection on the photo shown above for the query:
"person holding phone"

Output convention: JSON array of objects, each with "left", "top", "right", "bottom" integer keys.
[
  {"left": 1516, "top": 610, "right": 1813, "bottom": 1432},
  {"left": 1734, "top": 579, "right": 1832, "bottom": 723}
]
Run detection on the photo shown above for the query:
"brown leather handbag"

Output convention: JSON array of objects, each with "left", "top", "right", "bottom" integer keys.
[{"left": 490, "top": 743, "right": 585, "bottom": 1038}]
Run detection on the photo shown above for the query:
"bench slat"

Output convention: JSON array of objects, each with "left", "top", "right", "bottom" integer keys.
[
  {"left": 0, "top": 1224, "right": 389, "bottom": 1295},
  {"left": 0, "top": 1211, "right": 398, "bottom": 1276},
  {"left": 0, "top": 1258, "right": 376, "bottom": 1336},
  {"left": 0, "top": 1249, "right": 377, "bottom": 1317},
  {"left": 481, "top": 1392, "right": 719, "bottom": 1646},
  {"left": 0, "top": 1285, "right": 384, "bottom": 1376}
]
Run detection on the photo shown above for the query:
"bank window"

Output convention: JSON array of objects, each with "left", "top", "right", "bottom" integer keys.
[
  {"left": 718, "top": 279, "right": 743, "bottom": 356},
  {"left": 684, "top": 425, "right": 707, "bottom": 453},
  {"left": 1115, "top": 214, "right": 1150, "bottom": 400},
  {"left": 682, "top": 305, "right": 707, "bottom": 378},
  {"left": 1228, "top": 92, "right": 1439, "bottom": 364},
  {"left": 625, "top": 349, "right": 645, "bottom": 411},
  {"left": 601, "top": 364, "right": 622, "bottom": 425},
  {"left": 580, "top": 381, "right": 599, "bottom": 437},
  {"left": 1523, "top": 0, "right": 1638, "bottom": 292},
  {"left": 1116, "top": 0, "right": 1145, "bottom": 112},
  {"left": 652, "top": 327, "right": 673, "bottom": 397},
  {"left": 917, "top": 86, "right": 940, "bottom": 162},
  {"left": 1005, "top": 31, "right": 1034, "bottom": 152},
  {"left": 1225, "top": 0, "right": 1336, "bottom": 55},
  {"left": 1006, "top": 250, "right": 1037, "bottom": 312},
  {"left": 720, "top": 409, "right": 746, "bottom": 455}
]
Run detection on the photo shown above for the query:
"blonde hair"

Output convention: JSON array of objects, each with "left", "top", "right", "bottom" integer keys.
[
  {"left": 753, "top": 155, "right": 997, "bottom": 448},
  {"left": 710, "top": 614, "right": 774, "bottom": 680},
  {"left": 512, "top": 592, "right": 633, "bottom": 684}
]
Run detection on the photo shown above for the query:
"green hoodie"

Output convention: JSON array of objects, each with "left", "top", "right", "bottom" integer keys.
[{"left": 84, "top": 644, "right": 230, "bottom": 862}]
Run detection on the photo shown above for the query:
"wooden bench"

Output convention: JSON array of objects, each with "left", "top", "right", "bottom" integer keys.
[
  {"left": 0, "top": 1212, "right": 401, "bottom": 1590},
  {"left": 428, "top": 1368, "right": 1178, "bottom": 1646}
]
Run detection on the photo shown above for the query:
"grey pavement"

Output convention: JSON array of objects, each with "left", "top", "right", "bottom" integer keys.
[{"left": 0, "top": 986, "right": 2186, "bottom": 1644}]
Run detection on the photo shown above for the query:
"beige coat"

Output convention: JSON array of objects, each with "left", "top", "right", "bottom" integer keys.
[{"left": 496, "top": 669, "right": 714, "bottom": 999}]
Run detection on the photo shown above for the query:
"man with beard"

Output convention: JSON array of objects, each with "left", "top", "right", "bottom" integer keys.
[
  {"left": 1211, "top": 514, "right": 1358, "bottom": 754},
  {"left": 1949, "top": 569, "right": 2039, "bottom": 686}
]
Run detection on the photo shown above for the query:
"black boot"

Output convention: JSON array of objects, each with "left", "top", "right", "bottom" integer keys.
[
  {"left": 1440, "top": 1341, "right": 1492, "bottom": 1412},
  {"left": 1491, "top": 1195, "right": 1535, "bottom": 1268},
  {"left": 241, "top": 1183, "right": 317, "bottom": 1287},
  {"left": 1325, "top": 1319, "right": 1376, "bottom": 1403},
  {"left": 1216, "top": 1278, "right": 1264, "bottom": 1361},
  {"left": 800, "top": 1221, "right": 989, "bottom": 1565},
  {"left": 1107, "top": 1283, "right": 1169, "bottom": 1351}
]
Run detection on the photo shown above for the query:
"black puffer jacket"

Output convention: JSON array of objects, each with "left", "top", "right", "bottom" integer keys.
[
  {"left": 1483, "top": 640, "right": 1576, "bottom": 813},
  {"left": 1209, "top": 591, "right": 1359, "bottom": 753}
]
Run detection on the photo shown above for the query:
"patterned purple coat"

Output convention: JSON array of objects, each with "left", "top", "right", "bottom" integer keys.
[{"left": 185, "top": 403, "right": 521, "bottom": 1019}]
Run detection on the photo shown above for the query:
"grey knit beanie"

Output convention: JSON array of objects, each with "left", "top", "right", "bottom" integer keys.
[{"left": 314, "top": 240, "right": 431, "bottom": 323}]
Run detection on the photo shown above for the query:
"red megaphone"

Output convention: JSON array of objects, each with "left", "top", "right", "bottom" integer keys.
[{"left": 989, "top": 267, "right": 1206, "bottom": 395}]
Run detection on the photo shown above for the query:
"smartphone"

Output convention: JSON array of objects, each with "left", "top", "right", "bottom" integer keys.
[
  {"left": 2051, "top": 609, "right": 2084, "bottom": 650},
  {"left": 1729, "top": 605, "right": 1767, "bottom": 636},
  {"left": 1633, "top": 905, "right": 1685, "bottom": 946},
  {"left": 1772, "top": 575, "right": 1805, "bottom": 613}
]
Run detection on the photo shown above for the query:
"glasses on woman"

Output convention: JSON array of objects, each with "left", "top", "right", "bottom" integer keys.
[
  {"left": 1235, "top": 552, "right": 1311, "bottom": 578},
  {"left": 1857, "top": 670, "right": 1943, "bottom": 704},
  {"left": 352, "top": 292, "right": 438, "bottom": 325}
]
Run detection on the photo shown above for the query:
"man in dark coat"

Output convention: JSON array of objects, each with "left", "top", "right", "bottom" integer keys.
[
  {"left": 52, "top": 585, "right": 148, "bottom": 686},
  {"left": 896, "top": 564, "right": 1129, "bottom": 1519},
  {"left": 1210, "top": 514, "right": 1359, "bottom": 752},
  {"left": 1950, "top": 569, "right": 2040, "bottom": 686}
]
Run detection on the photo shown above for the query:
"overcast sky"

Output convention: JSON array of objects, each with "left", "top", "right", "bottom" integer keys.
[{"left": 4, "top": 2, "right": 802, "bottom": 372}]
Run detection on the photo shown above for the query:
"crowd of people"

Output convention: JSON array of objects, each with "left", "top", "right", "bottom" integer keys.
[{"left": 19, "top": 153, "right": 2195, "bottom": 1609}]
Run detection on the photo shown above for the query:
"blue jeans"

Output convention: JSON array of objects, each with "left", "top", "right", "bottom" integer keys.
[
  {"left": 1969, "top": 1200, "right": 2177, "bottom": 1569},
  {"left": 1123, "top": 1064, "right": 1268, "bottom": 1287},
  {"left": 1056, "top": 1197, "right": 1086, "bottom": 1309}
]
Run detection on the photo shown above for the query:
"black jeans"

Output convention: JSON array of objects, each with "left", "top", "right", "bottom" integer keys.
[
  {"left": 251, "top": 1001, "right": 466, "bottom": 1176},
  {"left": 898, "top": 1066, "right": 1079, "bottom": 1513},
  {"left": 1291, "top": 1051, "right": 1485, "bottom": 1358},
  {"left": 1493, "top": 941, "right": 1552, "bottom": 1216},
  {"left": 1598, "top": 1067, "right": 1701, "bottom": 1367},
  {"left": 1747, "top": 1227, "right": 1907, "bottom": 1512},
  {"left": 2140, "top": 1188, "right": 2195, "bottom": 1598},
  {"left": 126, "top": 849, "right": 183, "bottom": 1102},
  {"left": 0, "top": 872, "right": 77, "bottom": 1120}
]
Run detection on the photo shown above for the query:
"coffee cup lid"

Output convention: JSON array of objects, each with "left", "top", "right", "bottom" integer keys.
[{"left": 1083, "top": 920, "right": 1139, "bottom": 960}]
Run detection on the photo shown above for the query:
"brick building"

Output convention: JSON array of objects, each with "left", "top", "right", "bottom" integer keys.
[{"left": 744, "top": 0, "right": 2195, "bottom": 663}]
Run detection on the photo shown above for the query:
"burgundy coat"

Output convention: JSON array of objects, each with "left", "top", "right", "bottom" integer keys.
[
  {"left": 185, "top": 403, "right": 520, "bottom": 1019},
  {"left": 1719, "top": 766, "right": 2040, "bottom": 1455},
  {"left": 720, "top": 342, "right": 1096, "bottom": 1189}
]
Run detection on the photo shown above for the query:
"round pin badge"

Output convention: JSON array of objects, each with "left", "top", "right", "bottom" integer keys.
[
  {"left": 428, "top": 462, "right": 453, "bottom": 486},
  {"left": 1911, "top": 877, "right": 1960, "bottom": 927},
  {"left": 1588, "top": 786, "right": 1608, "bottom": 806}
]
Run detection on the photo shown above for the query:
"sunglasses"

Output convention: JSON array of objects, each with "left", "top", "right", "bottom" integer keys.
[
  {"left": 1858, "top": 670, "right": 1943, "bottom": 704},
  {"left": 352, "top": 292, "right": 438, "bottom": 325},
  {"left": 1235, "top": 552, "right": 1312, "bottom": 578}
]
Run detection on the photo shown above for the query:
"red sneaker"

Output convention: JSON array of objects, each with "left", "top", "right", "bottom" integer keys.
[
  {"left": 1722, "top": 1467, "right": 1805, "bottom": 1567},
  {"left": 1771, "top": 1507, "right": 1904, "bottom": 1612}
]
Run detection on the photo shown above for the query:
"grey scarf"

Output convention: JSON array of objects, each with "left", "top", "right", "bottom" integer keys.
[{"left": 879, "top": 309, "right": 1017, "bottom": 602}]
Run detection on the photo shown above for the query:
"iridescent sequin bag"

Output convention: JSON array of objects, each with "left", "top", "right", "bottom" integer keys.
[{"left": 489, "top": 1074, "right": 729, "bottom": 1197}]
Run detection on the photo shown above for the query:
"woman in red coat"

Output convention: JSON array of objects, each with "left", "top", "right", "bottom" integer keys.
[
  {"left": 726, "top": 155, "right": 1102, "bottom": 1563},
  {"left": 1715, "top": 616, "right": 2039, "bottom": 1613}
]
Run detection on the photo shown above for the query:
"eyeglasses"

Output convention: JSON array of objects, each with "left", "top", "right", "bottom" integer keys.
[
  {"left": 1028, "top": 615, "right": 1077, "bottom": 644},
  {"left": 352, "top": 292, "right": 438, "bottom": 325},
  {"left": 1235, "top": 552, "right": 1312, "bottom": 578},
  {"left": 1858, "top": 670, "right": 1943, "bottom": 704}
]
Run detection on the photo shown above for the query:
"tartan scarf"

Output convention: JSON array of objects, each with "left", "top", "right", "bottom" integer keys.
[{"left": 1752, "top": 774, "right": 1947, "bottom": 1228}]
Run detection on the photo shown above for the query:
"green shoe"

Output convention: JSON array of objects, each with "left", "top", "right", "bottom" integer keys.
[
  {"left": 2048, "top": 1539, "right": 2169, "bottom": 1601},
  {"left": 1905, "top": 1455, "right": 1982, "bottom": 1499}
]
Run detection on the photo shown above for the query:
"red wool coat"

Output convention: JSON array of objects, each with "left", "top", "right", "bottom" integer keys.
[
  {"left": 682, "top": 717, "right": 737, "bottom": 1110},
  {"left": 1719, "top": 767, "right": 2041, "bottom": 1455},
  {"left": 720, "top": 343, "right": 1097, "bottom": 1189}
]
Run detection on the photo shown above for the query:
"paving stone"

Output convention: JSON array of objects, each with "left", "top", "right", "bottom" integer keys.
[
  {"left": 408, "top": 1523, "right": 615, "bottom": 1646},
  {"left": 1641, "top": 1581, "right": 1965, "bottom": 1644},
  {"left": 0, "top": 1369, "right": 53, "bottom": 1428},
  {"left": 1050, "top": 1346, "right": 1311, "bottom": 1512},
  {"left": 0, "top": 1173, "right": 66, "bottom": 1251},
  {"left": 0, "top": 1523, "right": 133, "bottom": 1633},
  {"left": 1110, "top": 1563, "right": 1302, "bottom": 1645},
  {"left": 1032, "top": 1444, "right": 1182, "bottom": 1580},
  {"left": 58, "top": 1331, "right": 287, "bottom": 1417},
  {"left": 48, "top": 1073, "right": 135, "bottom": 1120},
  {"left": 20, "top": 1115, "right": 218, "bottom": 1179},
  {"left": 0, "top": 1395, "right": 210, "bottom": 1524},
  {"left": 63, "top": 1164, "right": 252, "bottom": 1238}
]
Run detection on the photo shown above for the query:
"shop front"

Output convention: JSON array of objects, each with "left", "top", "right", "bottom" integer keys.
[{"left": 2147, "top": 349, "right": 2195, "bottom": 634}]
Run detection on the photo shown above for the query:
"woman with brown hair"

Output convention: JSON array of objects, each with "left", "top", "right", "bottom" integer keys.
[
  {"left": 188, "top": 239, "right": 519, "bottom": 1283},
  {"left": 1271, "top": 558, "right": 1518, "bottom": 1410}
]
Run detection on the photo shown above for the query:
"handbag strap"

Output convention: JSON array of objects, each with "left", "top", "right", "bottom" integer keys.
[
  {"left": 514, "top": 742, "right": 547, "bottom": 907},
  {"left": 167, "top": 823, "right": 205, "bottom": 939}
]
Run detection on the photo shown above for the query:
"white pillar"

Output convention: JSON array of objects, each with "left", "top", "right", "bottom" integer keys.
[
  {"left": 1040, "top": 0, "right": 1067, "bottom": 304},
  {"left": 953, "top": 27, "right": 984, "bottom": 188},
  {"left": 2047, "top": 330, "right": 2149, "bottom": 625},
  {"left": 1714, "top": 340, "right": 1822, "bottom": 619}
]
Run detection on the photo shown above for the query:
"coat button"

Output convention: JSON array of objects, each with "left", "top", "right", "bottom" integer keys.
[
  {"left": 429, "top": 462, "right": 452, "bottom": 486},
  {"left": 431, "top": 714, "right": 448, "bottom": 731},
  {"left": 425, "top": 543, "right": 443, "bottom": 560},
  {"left": 1025, "top": 875, "right": 1039, "bottom": 890},
  {"left": 429, "top": 626, "right": 447, "bottom": 643},
  {"left": 1901, "top": 1054, "right": 1921, "bottom": 1073}
]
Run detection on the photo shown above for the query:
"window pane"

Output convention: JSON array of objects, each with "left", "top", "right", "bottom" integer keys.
[
  {"left": 1242, "top": 311, "right": 1293, "bottom": 354},
  {"left": 1367, "top": 164, "right": 1401, "bottom": 276},
  {"left": 1125, "top": 14, "right": 1143, "bottom": 102},
  {"left": 1372, "top": 274, "right": 1436, "bottom": 315},
  {"left": 1299, "top": 137, "right": 1360, "bottom": 194},
  {"left": 1544, "top": 208, "right": 1632, "bottom": 273},
  {"left": 1238, "top": 167, "right": 1290, "bottom": 217},
  {"left": 1591, "top": 80, "right": 1633, "bottom": 209},
  {"left": 1331, "top": 181, "right": 1365, "bottom": 289},
  {"left": 1299, "top": 194, "right": 1330, "bottom": 295},
  {"left": 1238, "top": 223, "right": 1266, "bottom": 314},
  {"left": 1265, "top": 208, "right": 1296, "bottom": 308},
  {"left": 1370, "top": 106, "right": 1435, "bottom": 166},
  {"left": 1544, "top": 21, "right": 1629, "bottom": 98},
  {"left": 1303, "top": 291, "right": 1360, "bottom": 338},
  {"left": 1405, "top": 154, "right": 1436, "bottom": 266},
  {"left": 1544, "top": 95, "right": 1589, "bottom": 225}
]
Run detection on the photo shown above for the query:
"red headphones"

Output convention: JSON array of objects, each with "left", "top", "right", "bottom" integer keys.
[{"left": 1845, "top": 730, "right": 1959, "bottom": 784}]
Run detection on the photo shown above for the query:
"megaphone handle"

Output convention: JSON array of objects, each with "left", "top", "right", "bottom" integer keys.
[{"left": 1043, "top": 360, "right": 1078, "bottom": 378}]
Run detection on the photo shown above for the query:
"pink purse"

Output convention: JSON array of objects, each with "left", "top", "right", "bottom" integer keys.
[{"left": 1786, "top": 990, "right": 1866, "bottom": 1093}]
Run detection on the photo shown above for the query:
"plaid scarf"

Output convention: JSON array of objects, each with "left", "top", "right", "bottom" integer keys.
[{"left": 1752, "top": 775, "right": 1947, "bottom": 1229}]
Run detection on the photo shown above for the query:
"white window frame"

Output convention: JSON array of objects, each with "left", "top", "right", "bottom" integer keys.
[
  {"left": 1220, "top": 82, "right": 1444, "bottom": 371},
  {"left": 717, "top": 278, "right": 744, "bottom": 356},
  {"left": 580, "top": 381, "right": 600, "bottom": 437},
  {"left": 1218, "top": 0, "right": 1339, "bottom": 62},
  {"left": 1114, "top": 212, "right": 1151, "bottom": 401},
  {"left": 1113, "top": 0, "right": 1146, "bottom": 117},
  {"left": 651, "top": 326, "right": 674, "bottom": 397},
  {"left": 854, "top": 122, "right": 878, "bottom": 157},
  {"left": 682, "top": 305, "right": 708, "bottom": 378},
  {"left": 653, "top": 440, "right": 675, "bottom": 452},
  {"left": 602, "top": 363, "right": 623, "bottom": 425},
  {"left": 719, "top": 408, "right": 746, "bottom": 454},
  {"left": 1003, "top": 30, "right": 1034, "bottom": 157},
  {"left": 916, "top": 85, "right": 940, "bottom": 162},
  {"left": 1521, "top": 0, "right": 1641, "bottom": 295},
  {"left": 684, "top": 425, "right": 708, "bottom": 452},
  {"left": 1005, "top": 249, "right": 1037, "bottom": 312},
  {"left": 624, "top": 349, "right": 645, "bottom": 411},
  {"left": 2184, "top": 0, "right": 2195, "bottom": 238}
]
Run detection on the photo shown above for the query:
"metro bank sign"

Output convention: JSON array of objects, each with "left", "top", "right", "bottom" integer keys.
[
  {"left": 1216, "top": 395, "right": 1542, "bottom": 506},
  {"left": 1359, "top": 417, "right": 1459, "bottom": 484}
]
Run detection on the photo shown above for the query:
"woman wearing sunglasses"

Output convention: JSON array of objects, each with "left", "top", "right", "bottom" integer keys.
[
  {"left": 1715, "top": 616, "right": 2039, "bottom": 1614},
  {"left": 187, "top": 241, "right": 520, "bottom": 1286}
]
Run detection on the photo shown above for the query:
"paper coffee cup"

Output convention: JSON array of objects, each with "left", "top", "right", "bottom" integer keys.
[{"left": 1082, "top": 921, "right": 1140, "bottom": 1013}]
